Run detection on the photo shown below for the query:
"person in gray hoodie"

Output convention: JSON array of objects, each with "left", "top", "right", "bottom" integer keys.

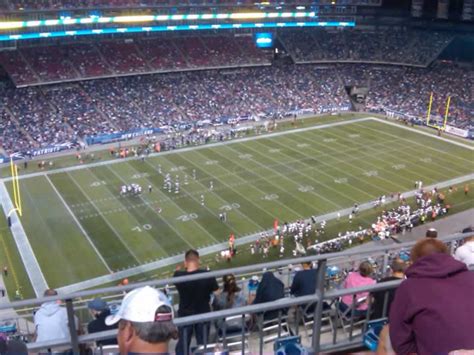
[
  {"left": 34, "top": 289, "right": 78, "bottom": 345},
  {"left": 454, "top": 235, "right": 474, "bottom": 269}
]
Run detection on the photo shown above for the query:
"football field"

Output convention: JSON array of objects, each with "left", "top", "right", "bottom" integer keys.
[{"left": 3, "top": 117, "right": 474, "bottom": 293}]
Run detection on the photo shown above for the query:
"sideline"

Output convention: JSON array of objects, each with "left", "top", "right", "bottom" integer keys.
[
  {"left": 3, "top": 117, "right": 371, "bottom": 182},
  {"left": 57, "top": 173, "right": 473, "bottom": 294},
  {"left": 0, "top": 182, "right": 47, "bottom": 296}
]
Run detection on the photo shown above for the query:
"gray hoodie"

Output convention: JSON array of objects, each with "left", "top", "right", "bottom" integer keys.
[
  {"left": 455, "top": 240, "right": 474, "bottom": 269},
  {"left": 34, "top": 302, "right": 71, "bottom": 343}
]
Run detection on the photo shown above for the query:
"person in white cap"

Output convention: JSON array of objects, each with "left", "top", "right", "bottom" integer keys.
[{"left": 105, "top": 286, "right": 177, "bottom": 355}]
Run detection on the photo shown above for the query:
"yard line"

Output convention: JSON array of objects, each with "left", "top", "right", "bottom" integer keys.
[
  {"left": 125, "top": 161, "right": 220, "bottom": 245},
  {"left": 167, "top": 154, "right": 266, "bottom": 231},
  {"left": 83, "top": 168, "right": 169, "bottom": 259},
  {"left": 44, "top": 175, "right": 113, "bottom": 273},
  {"left": 361, "top": 121, "right": 473, "bottom": 165},
  {"left": 146, "top": 157, "right": 262, "bottom": 234},
  {"left": 341, "top": 123, "right": 470, "bottom": 178},
  {"left": 57, "top": 173, "right": 474, "bottom": 293},
  {"left": 332, "top": 124, "right": 466, "bottom": 182},
  {"left": 223, "top": 143, "right": 350, "bottom": 209},
  {"left": 105, "top": 164, "right": 199, "bottom": 249},
  {"left": 287, "top": 129, "right": 413, "bottom": 191},
  {"left": 5, "top": 117, "right": 373, "bottom": 182},
  {"left": 209, "top": 146, "right": 315, "bottom": 216},
  {"left": 67, "top": 172, "right": 142, "bottom": 264},
  {"left": 372, "top": 118, "right": 474, "bottom": 151},
  {"left": 237, "top": 140, "right": 371, "bottom": 204}
]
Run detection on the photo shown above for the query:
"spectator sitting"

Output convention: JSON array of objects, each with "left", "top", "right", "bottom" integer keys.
[
  {"left": 105, "top": 286, "right": 177, "bottom": 354},
  {"left": 253, "top": 271, "right": 285, "bottom": 321},
  {"left": 371, "top": 258, "right": 407, "bottom": 320},
  {"left": 213, "top": 274, "right": 247, "bottom": 334},
  {"left": 339, "top": 261, "right": 376, "bottom": 318},
  {"left": 390, "top": 239, "right": 474, "bottom": 354},
  {"left": 290, "top": 261, "right": 317, "bottom": 298},
  {"left": 34, "top": 289, "right": 78, "bottom": 346},
  {"left": 173, "top": 249, "right": 219, "bottom": 355},
  {"left": 87, "top": 297, "right": 118, "bottom": 347},
  {"left": 454, "top": 235, "right": 474, "bottom": 269},
  {"left": 288, "top": 261, "right": 329, "bottom": 334}
]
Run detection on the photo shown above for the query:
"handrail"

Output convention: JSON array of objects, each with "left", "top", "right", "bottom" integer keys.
[
  {"left": 1, "top": 232, "right": 467, "bottom": 311},
  {"left": 27, "top": 279, "right": 402, "bottom": 351}
]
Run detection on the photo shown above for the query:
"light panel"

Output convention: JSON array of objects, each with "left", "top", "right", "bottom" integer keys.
[
  {"left": 0, "top": 11, "right": 318, "bottom": 30},
  {"left": 0, "top": 21, "right": 355, "bottom": 42}
]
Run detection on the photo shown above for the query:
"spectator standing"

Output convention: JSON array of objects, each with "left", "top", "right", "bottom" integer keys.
[
  {"left": 371, "top": 258, "right": 407, "bottom": 320},
  {"left": 454, "top": 235, "right": 474, "bottom": 269},
  {"left": 339, "top": 261, "right": 376, "bottom": 317},
  {"left": 34, "top": 289, "right": 78, "bottom": 346},
  {"left": 105, "top": 286, "right": 177, "bottom": 354},
  {"left": 174, "top": 250, "right": 218, "bottom": 355},
  {"left": 87, "top": 298, "right": 118, "bottom": 347},
  {"left": 390, "top": 239, "right": 474, "bottom": 354}
]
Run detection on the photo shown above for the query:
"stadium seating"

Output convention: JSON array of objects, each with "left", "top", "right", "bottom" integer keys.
[
  {"left": 0, "top": 60, "right": 471, "bottom": 155},
  {"left": 280, "top": 29, "right": 453, "bottom": 66},
  {"left": 0, "top": 36, "right": 272, "bottom": 86}
]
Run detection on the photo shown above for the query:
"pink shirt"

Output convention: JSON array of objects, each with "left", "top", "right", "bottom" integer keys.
[{"left": 341, "top": 272, "right": 376, "bottom": 310}]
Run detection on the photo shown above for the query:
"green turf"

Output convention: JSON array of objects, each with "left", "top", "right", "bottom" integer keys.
[{"left": 4, "top": 117, "right": 474, "bottom": 290}]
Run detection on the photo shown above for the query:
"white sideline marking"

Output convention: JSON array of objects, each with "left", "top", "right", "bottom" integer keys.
[
  {"left": 3, "top": 117, "right": 373, "bottom": 182},
  {"left": 45, "top": 175, "right": 112, "bottom": 273},
  {"left": 0, "top": 182, "right": 48, "bottom": 296}
]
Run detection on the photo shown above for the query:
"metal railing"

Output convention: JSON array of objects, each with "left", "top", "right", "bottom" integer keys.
[{"left": 0, "top": 232, "right": 469, "bottom": 354}]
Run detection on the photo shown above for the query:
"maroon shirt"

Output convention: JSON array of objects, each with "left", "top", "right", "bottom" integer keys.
[{"left": 390, "top": 253, "right": 474, "bottom": 354}]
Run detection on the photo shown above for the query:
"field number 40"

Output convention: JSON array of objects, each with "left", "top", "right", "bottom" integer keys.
[{"left": 132, "top": 224, "right": 152, "bottom": 232}]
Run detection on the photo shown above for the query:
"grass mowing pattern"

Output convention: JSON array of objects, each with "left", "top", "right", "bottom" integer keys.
[{"left": 6, "top": 119, "right": 474, "bottom": 289}]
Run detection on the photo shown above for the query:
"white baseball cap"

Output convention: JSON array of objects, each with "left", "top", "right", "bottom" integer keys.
[{"left": 105, "top": 286, "right": 173, "bottom": 326}]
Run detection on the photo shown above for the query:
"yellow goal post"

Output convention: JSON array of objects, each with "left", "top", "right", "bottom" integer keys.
[
  {"left": 426, "top": 92, "right": 451, "bottom": 131},
  {"left": 8, "top": 157, "right": 22, "bottom": 218}
]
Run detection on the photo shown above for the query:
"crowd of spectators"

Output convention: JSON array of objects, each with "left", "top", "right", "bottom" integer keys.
[
  {"left": 360, "top": 62, "right": 473, "bottom": 129},
  {"left": 0, "top": 30, "right": 454, "bottom": 87},
  {"left": 280, "top": 29, "right": 453, "bottom": 66},
  {"left": 0, "top": 60, "right": 471, "bottom": 156},
  {"left": 20, "top": 233, "right": 473, "bottom": 354}
]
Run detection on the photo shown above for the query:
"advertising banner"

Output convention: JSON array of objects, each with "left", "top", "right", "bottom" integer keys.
[
  {"left": 85, "top": 128, "right": 163, "bottom": 145},
  {"left": 445, "top": 125, "right": 469, "bottom": 138}
]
